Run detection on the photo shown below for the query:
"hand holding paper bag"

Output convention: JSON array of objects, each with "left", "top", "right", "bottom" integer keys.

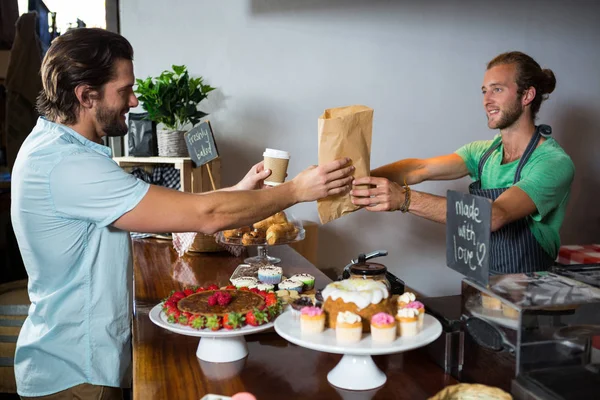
[{"left": 317, "top": 105, "right": 373, "bottom": 224}]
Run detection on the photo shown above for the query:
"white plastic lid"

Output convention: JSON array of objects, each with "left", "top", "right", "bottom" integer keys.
[{"left": 263, "top": 148, "right": 290, "bottom": 159}]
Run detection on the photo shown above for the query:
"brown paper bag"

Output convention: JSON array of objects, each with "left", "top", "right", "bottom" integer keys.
[{"left": 317, "top": 105, "right": 373, "bottom": 224}]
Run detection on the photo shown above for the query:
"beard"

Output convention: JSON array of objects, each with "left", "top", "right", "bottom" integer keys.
[
  {"left": 96, "top": 104, "right": 128, "bottom": 137},
  {"left": 487, "top": 97, "right": 523, "bottom": 130}
]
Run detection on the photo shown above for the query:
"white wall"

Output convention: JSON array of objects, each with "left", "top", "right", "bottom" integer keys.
[{"left": 121, "top": 0, "right": 600, "bottom": 296}]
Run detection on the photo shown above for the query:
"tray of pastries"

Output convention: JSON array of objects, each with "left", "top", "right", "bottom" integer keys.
[{"left": 217, "top": 211, "right": 305, "bottom": 246}]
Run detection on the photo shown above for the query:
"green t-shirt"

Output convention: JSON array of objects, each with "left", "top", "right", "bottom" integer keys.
[{"left": 455, "top": 135, "right": 574, "bottom": 259}]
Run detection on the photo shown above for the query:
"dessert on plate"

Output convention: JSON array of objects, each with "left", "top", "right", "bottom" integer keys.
[
  {"left": 370, "top": 312, "right": 397, "bottom": 343},
  {"left": 322, "top": 279, "right": 395, "bottom": 332},
  {"left": 335, "top": 311, "right": 362, "bottom": 343}
]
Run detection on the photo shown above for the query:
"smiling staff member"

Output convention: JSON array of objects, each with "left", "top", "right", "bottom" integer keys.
[{"left": 351, "top": 51, "right": 574, "bottom": 275}]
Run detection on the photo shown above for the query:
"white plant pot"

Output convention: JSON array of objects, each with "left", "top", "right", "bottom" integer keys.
[{"left": 156, "top": 129, "right": 188, "bottom": 157}]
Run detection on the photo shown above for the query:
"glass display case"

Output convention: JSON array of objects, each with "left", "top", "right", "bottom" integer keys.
[{"left": 461, "top": 272, "right": 600, "bottom": 399}]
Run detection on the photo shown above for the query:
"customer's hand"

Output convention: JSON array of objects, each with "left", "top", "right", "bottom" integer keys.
[
  {"left": 290, "top": 158, "right": 354, "bottom": 202},
  {"left": 234, "top": 161, "right": 272, "bottom": 190},
  {"left": 350, "top": 176, "right": 405, "bottom": 212}
]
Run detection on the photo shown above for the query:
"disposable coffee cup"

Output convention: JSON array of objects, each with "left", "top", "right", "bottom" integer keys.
[{"left": 263, "top": 148, "right": 290, "bottom": 186}]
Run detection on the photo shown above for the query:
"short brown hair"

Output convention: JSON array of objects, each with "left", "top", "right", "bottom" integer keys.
[
  {"left": 37, "top": 28, "right": 134, "bottom": 124},
  {"left": 487, "top": 51, "right": 556, "bottom": 120}
]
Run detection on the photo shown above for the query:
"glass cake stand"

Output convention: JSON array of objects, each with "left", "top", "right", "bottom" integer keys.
[
  {"left": 216, "top": 227, "right": 305, "bottom": 265},
  {"left": 274, "top": 311, "right": 442, "bottom": 391},
  {"left": 149, "top": 303, "right": 275, "bottom": 363}
]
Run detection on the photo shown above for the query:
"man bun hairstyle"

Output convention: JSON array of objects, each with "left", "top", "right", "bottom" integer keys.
[
  {"left": 487, "top": 51, "right": 556, "bottom": 120},
  {"left": 37, "top": 28, "right": 134, "bottom": 124}
]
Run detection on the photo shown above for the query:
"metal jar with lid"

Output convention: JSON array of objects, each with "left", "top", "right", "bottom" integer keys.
[{"left": 340, "top": 250, "right": 405, "bottom": 294}]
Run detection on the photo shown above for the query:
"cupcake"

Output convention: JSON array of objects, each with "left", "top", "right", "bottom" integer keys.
[
  {"left": 289, "top": 273, "right": 315, "bottom": 291},
  {"left": 278, "top": 279, "right": 303, "bottom": 293},
  {"left": 370, "top": 313, "right": 396, "bottom": 343},
  {"left": 406, "top": 301, "right": 425, "bottom": 329},
  {"left": 290, "top": 297, "right": 315, "bottom": 319},
  {"left": 257, "top": 265, "right": 283, "bottom": 284},
  {"left": 336, "top": 311, "right": 362, "bottom": 343},
  {"left": 256, "top": 283, "right": 275, "bottom": 292},
  {"left": 231, "top": 276, "right": 258, "bottom": 289},
  {"left": 396, "top": 308, "right": 419, "bottom": 337},
  {"left": 397, "top": 291, "right": 416, "bottom": 307},
  {"left": 300, "top": 306, "right": 325, "bottom": 334}
]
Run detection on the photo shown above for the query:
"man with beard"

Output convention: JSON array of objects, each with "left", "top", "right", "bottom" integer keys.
[
  {"left": 10, "top": 28, "right": 354, "bottom": 399},
  {"left": 351, "top": 51, "right": 574, "bottom": 275}
]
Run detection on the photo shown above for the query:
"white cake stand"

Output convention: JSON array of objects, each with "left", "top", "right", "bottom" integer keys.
[
  {"left": 149, "top": 303, "right": 274, "bottom": 363},
  {"left": 274, "top": 311, "right": 442, "bottom": 391}
]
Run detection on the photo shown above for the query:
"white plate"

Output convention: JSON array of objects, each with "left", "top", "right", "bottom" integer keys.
[
  {"left": 274, "top": 311, "right": 442, "bottom": 356},
  {"left": 200, "top": 395, "right": 231, "bottom": 400},
  {"left": 149, "top": 303, "right": 274, "bottom": 338},
  {"left": 149, "top": 303, "right": 276, "bottom": 362},
  {"left": 274, "top": 311, "right": 442, "bottom": 390}
]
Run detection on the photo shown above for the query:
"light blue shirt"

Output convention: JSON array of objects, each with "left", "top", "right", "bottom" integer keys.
[{"left": 11, "top": 118, "right": 150, "bottom": 396}]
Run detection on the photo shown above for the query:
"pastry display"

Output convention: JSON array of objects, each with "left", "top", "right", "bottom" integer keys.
[
  {"left": 218, "top": 211, "right": 303, "bottom": 246},
  {"left": 289, "top": 273, "right": 316, "bottom": 291},
  {"left": 300, "top": 306, "right": 326, "bottom": 334},
  {"left": 160, "top": 286, "right": 283, "bottom": 331},
  {"left": 322, "top": 279, "right": 394, "bottom": 332},
  {"left": 370, "top": 313, "right": 397, "bottom": 343},
  {"left": 335, "top": 311, "right": 363, "bottom": 343},
  {"left": 396, "top": 308, "right": 420, "bottom": 337},
  {"left": 257, "top": 265, "right": 283, "bottom": 284}
]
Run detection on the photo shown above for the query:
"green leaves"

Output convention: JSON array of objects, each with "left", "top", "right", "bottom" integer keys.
[{"left": 134, "top": 65, "right": 216, "bottom": 131}]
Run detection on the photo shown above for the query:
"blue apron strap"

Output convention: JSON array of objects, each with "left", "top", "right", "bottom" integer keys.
[
  {"left": 477, "top": 140, "right": 502, "bottom": 180},
  {"left": 513, "top": 125, "right": 549, "bottom": 184}
]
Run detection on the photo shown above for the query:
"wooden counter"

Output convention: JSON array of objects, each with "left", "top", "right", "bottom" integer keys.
[{"left": 132, "top": 239, "right": 458, "bottom": 399}]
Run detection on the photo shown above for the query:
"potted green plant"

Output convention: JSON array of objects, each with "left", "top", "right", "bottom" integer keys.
[{"left": 134, "top": 65, "right": 216, "bottom": 157}]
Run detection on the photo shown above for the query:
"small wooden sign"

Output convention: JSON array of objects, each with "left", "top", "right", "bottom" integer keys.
[
  {"left": 446, "top": 190, "right": 492, "bottom": 286},
  {"left": 184, "top": 121, "right": 219, "bottom": 167}
]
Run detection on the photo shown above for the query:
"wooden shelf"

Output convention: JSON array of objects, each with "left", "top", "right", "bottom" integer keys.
[{"left": 113, "top": 156, "right": 220, "bottom": 193}]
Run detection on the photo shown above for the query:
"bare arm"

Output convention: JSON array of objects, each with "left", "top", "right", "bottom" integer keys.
[
  {"left": 113, "top": 158, "right": 354, "bottom": 234},
  {"left": 371, "top": 153, "right": 470, "bottom": 185},
  {"left": 351, "top": 179, "right": 536, "bottom": 232}
]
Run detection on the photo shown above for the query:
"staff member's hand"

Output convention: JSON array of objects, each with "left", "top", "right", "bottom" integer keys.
[{"left": 350, "top": 176, "right": 405, "bottom": 212}]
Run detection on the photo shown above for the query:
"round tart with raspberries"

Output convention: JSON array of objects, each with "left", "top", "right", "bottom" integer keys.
[{"left": 161, "top": 284, "right": 282, "bottom": 331}]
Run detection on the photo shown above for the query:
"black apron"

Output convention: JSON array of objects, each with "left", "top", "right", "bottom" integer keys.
[{"left": 469, "top": 125, "right": 555, "bottom": 275}]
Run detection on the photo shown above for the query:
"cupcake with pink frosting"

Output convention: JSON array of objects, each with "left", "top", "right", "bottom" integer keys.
[
  {"left": 406, "top": 301, "right": 425, "bottom": 329},
  {"left": 370, "top": 312, "right": 396, "bottom": 343},
  {"left": 300, "top": 306, "right": 325, "bottom": 334}
]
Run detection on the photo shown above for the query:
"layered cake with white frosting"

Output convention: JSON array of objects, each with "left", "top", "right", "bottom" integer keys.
[{"left": 322, "top": 279, "right": 395, "bottom": 332}]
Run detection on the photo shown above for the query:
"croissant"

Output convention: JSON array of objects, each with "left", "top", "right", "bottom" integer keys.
[
  {"left": 223, "top": 226, "right": 251, "bottom": 239},
  {"left": 266, "top": 223, "right": 299, "bottom": 245},
  {"left": 253, "top": 212, "right": 288, "bottom": 231},
  {"left": 242, "top": 231, "right": 265, "bottom": 246}
]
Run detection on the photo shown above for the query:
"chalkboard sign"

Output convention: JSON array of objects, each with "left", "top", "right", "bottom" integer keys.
[
  {"left": 446, "top": 190, "right": 492, "bottom": 286},
  {"left": 184, "top": 121, "right": 219, "bottom": 167}
]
